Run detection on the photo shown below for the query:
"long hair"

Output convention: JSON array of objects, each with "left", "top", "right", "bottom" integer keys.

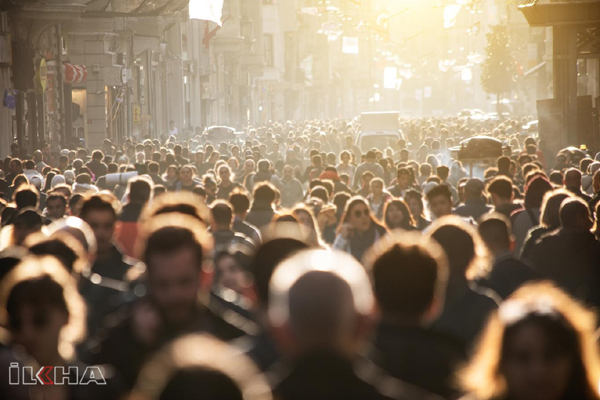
[
  {"left": 460, "top": 282, "right": 600, "bottom": 400},
  {"left": 337, "top": 197, "right": 385, "bottom": 235},
  {"left": 383, "top": 198, "right": 416, "bottom": 231}
]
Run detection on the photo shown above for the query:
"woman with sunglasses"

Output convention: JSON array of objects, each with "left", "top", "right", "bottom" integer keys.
[
  {"left": 383, "top": 198, "right": 418, "bottom": 231},
  {"left": 460, "top": 282, "right": 600, "bottom": 400},
  {"left": 333, "top": 197, "right": 388, "bottom": 262}
]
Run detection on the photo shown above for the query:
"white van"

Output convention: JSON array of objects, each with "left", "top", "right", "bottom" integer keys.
[{"left": 355, "top": 112, "right": 403, "bottom": 152}]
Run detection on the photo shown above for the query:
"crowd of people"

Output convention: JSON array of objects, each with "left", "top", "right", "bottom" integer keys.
[{"left": 0, "top": 116, "right": 600, "bottom": 400}]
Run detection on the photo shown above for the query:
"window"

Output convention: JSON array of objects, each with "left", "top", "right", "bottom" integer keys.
[{"left": 264, "top": 34, "right": 274, "bottom": 67}]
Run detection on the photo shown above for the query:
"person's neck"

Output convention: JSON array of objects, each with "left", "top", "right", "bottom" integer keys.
[{"left": 372, "top": 193, "right": 382, "bottom": 201}]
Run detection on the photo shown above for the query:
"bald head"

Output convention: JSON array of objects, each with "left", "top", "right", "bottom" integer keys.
[{"left": 269, "top": 249, "right": 374, "bottom": 354}]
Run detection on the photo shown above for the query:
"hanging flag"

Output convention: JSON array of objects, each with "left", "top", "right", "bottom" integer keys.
[{"left": 189, "top": 0, "right": 224, "bottom": 26}]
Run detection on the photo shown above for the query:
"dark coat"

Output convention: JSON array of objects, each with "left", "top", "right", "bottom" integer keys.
[
  {"left": 370, "top": 322, "right": 468, "bottom": 399},
  {"left": 530, "top": 229, "right": 600, "bottom": 309},
  {"left": 273, "top": 350, "right": 442, "bottom": 400},
  {"left": 477, "top": 253, "right": 538, "bottom": 299}
]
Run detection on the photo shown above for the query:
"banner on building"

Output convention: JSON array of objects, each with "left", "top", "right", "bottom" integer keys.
[{"left": 189, "top": 0, "right": 224, "bottom": 26}]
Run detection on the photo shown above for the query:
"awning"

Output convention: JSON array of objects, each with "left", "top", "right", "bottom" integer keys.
[{"left": 524, "top": 61, "right": 546, "bottom": 77}]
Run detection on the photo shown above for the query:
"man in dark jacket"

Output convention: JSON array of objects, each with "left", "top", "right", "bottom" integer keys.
[
  {"left": 530, "top": 198, "right": 600, "bottom": 309},
  {"left": 487, "top": 176, "right": 522, "bottom": 218},
  {"left": 246, "top": 182, "right": 278, "bottom": 229},
  {"left": 230, "top": 192, "right": 261, "bottom": 245},
  {"left": 477, "top": 214, "right": 537, "bottom": 299},
  {"left": 367, "top": 232, "right": 467, "bottom": 399},
  {"left": 86, "top": 150, "right": 108, "bottom": 181},
  {"left": 210, "top": 201, "right": 255, "bottom": 252},
  {"left": 81, "top": 216, "right": 245, "bottom": 391},
  {"left": 270, "top": 249, "right": 441, "bottom": 400},
  {"left": 454, "top": 178, "right": 492, "bottom": 221}
]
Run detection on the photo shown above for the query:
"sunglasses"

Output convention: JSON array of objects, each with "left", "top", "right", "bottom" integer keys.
[{"left": 353, "top": 209, "right": 370, "bottom": 218}]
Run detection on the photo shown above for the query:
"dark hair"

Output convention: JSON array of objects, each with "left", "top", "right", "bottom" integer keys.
[
  {"left": 404, "top": 190, "right": 425, "bottom": 217},
  {"left": 436, "top": 165, "right": 449, "bottom": 180},
  {"left": 310, "top": 186, "right": 329, "bottom": 204},
  {"left": 560, "top": 198, "right": 589, "bottom": 229},
  {"left": 148, "top": 162, "right": 159, "bottom": 174},
  {"left": 383, "top": 199, "right": 415, "bottom": 230},
  {"left": 497, "top": 156, "right": 510, "bottom": 174},
  {"left": 430, "top": 223, "right": 476, "bottom": 275},
  {"left": 79, "top": 193, "right": 117, "bottom": 221},
  {"left": 229, "top": 192, "right": 250, "bottom": 214},
  {"left": 426, "top": 184, "right": 452, "bottom": 203},
  {"left": 128, "top": 178, "right": 152, "bottom": 204},
  {"left": 524, "top": 176, "right": 552, "bottom": 209},
  {"left": 252, "top": 238, "right": 309, "bottom": 307},
  {"left": 487, "top": 176, "right": 513, "bottom": 200},
  {"left": 14, "top": 185, "right": 39, "bottom": 209},
  {"left": 92, "top": 150, "right": 104, "bottom": 161},
  {"left": 366, "top": 234, "right": 447, "bottom": 318},
  {"left": 253, "top": 182, "right": 276, "bottom": 206},
  {"left": 211, "top": 201, "right": 233, "bottom": 226},
  {"left": 478, "top": 214, "right": 511, "bottom": 250},
  {"left": 6, "top": 274, "right": 68, "bottom": 331},
  {"left": 46, "top": 192, "right": 67, "bottom": 207},
  {"left": 140, "top": 217, "right": 209, "bottom": 274}
]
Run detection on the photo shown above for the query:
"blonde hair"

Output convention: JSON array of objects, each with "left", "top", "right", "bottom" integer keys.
[
  {"left": 0, "top": 256, "right": 87, "bottom": 360},
  {"left": 460, "top": 282, "right": 600, "bottom": 400}
]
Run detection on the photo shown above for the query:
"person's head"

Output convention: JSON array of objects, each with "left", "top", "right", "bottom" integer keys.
[
  {"left": 79, "top": 193, "right": 118, "bottom": 254},
  {"left": 426, "top": 184, "right": 453, "bottom": 219},
  {"left": 138, "top": 214, "right": 212, "bottom": 325},
  {"left": 497, "top": 156, "right": 511, "bottom": 175},
  {"left": 436, "top": 165, "right": 449, "bottom": 181},
  {"left": 487, "top": 176, "right": 514, "bottom": 207},
  {"left": 524, "top": 176, "right": 553, "bottom": 210},
  {"left": 131, "top": 334, "right": 272, "bottom": 400},
  {"left": 361, "top": 171, "right": 374, "bottom": 188},
  {"left": 91, "top": 150, "right": 104, "bottom": 161},
  {"left": 126, "top": 177, "right": 152, "bottom": 206},
  {"left": 404, "top": 190, "right": 425, "bottom": 220},
  {"left": 253, "top": 182, "right": 277, "bottom": 207},
  {"left": 564, "top": 168, "right": 582, "bottom": 190},
  {"left": 210, "top": 201, "right": 234, "bottom": 231},
  {"left": 26, "top": 233, "right": 87, "bottom": 276},
  {"left": 560, "top": 198, "right": 593, "bottom": 231},
  {"left": 428, "top": 216, "right": 488, "bottom": 278},
  {"left": 14, "top": 184, "right": 39, "bottom": 210},
  {"left": 396, "top": 167, "right": 411, "bottom": 189},
  {"left": 12, "top": 208, "right": 43, "bottom": 246},
  {"left": 460, "top": 282, "right": 600, "bottom": 400},
  {"left": 0, "top": 256, "right": 86, "bottom": 364},
  {"left": 269, "top": 249, "right": 375, "bottom": 356},
  {"left": 339, "top": 197, "right": 373, "bottom": 233},
  {"left": 370, "top": 177, "right": 384, "bottom": 196},
  {"left": 340, "top": 150, "right": 351, "bottom": 164},
  {"left": 383, "top": 199, "right": 415, "bottom": 231},
  {"left": 465, "top": 178, "right": 485, "bottom": 201},
  {"left": 366, "top": 150, "right": 376, "bottom": 162},
  {"left": 229, "top": 192, "right": 250, "bottom": 218},
  {"left": 46, "top": 192, "right": 67, "bottom": 220},
  {"left": 365, "top": 232, "right": 448, "bottom": 324},
  {"left": 539, "top": 189, "right": 573, "bottom": 229},
  {"left": 251, "top": 237, "right": 310, "bottom": 311},
  {"left": 218, "top": 165, "right": 232, "bottom": 184},
  {"left": 9, "top": 158, "right": 22, "bottom": 174},
  {"left": 179, "top": 165, "right": 194, "bottom": 184},
  {"left": 478, "top": 213, "right": 514, "bottom": 255}
]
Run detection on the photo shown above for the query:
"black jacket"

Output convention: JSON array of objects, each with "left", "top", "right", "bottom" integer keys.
[
  {"left": 370, "top": 322, "right": 467, "bottom": 399},
  {"left": 477, "top": 253, "right": 538, "bottom": 300},
  {"left": 530, "top": 228, "right": 600, "bottom": 309},
  {"left": 273, "top": 350, "right": 442, "bottom": 400}
]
